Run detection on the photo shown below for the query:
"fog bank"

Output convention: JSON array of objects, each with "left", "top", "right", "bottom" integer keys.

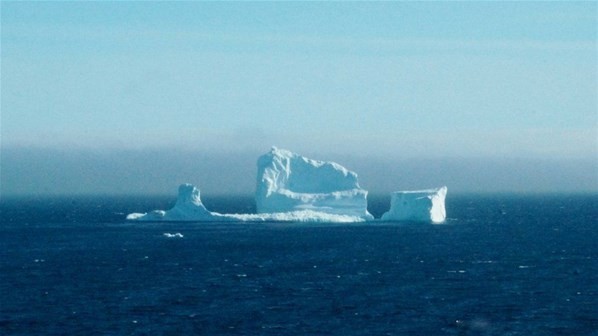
[{"left": 2, "top": 147, "right": 596, "bottom": 197}]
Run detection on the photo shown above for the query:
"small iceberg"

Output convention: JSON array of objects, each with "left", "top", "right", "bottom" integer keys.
[{"left": 381, "top": 187, "right": 447, "bottom": 224}]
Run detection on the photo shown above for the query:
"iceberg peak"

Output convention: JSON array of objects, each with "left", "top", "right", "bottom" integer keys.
[
  {"left": 176, "top": 183, "right": 203, "bottom": 207},
  {"left": 256, "top": 148, "right": 373, "bottom": 220}
]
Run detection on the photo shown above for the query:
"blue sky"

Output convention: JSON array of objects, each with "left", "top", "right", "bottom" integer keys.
[{"left": 1, "top": 2, "right": 597, "bottom": 195}]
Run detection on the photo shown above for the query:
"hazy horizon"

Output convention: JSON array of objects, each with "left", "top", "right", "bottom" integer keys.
[{"left": 1, "top": 146, "right": 596, "bottom": 197}]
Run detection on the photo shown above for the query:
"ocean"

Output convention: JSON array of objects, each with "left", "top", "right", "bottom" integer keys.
[{"left": 1, "top": 194, "right": 596, "bottom": 335}]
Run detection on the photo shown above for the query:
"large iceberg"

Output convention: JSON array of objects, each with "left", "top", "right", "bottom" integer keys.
[
  {"left": 381, "top": 187, "right": 448, "bottom": 223},
  {"left": 127, "top": 183, "right": 370, "bottom": 223},
  {"left": 255, "top": 147, "right": 373, "bottom": 220},
  {"left": 126, "top": 147, "right": 447, "bottom": 223}
]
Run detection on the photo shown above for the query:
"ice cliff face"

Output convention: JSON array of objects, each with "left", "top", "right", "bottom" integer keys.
[
  {"left": 255, "top": 147, "right": 373, "bottom": 220},
  {"left": 381, "top": 187, "right": 447, "bottom": 223}
]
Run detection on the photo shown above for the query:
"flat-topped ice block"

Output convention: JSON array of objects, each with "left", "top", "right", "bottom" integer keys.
[
  {"left": 381, "top": 187, "right": 447, "bottom": 223},
  {"left": 255, "top": 147, "right": 373, "bottom": 220}
]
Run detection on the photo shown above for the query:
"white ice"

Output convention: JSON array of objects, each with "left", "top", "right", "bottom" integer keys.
[
  {"left": 163, "top": 233, "right": 184, "bottom": 238},
  {"left": 380, "top": 186, "right": 448, "bottom": 223},
  {"left": 126, "top": 183, "right": 369, "bottom": 223},
  {"left": 126, "top": 147, "right": 448, "bottom": 223},
  {"left": 255, "top": 147, "right": 373, "bottom": 220}
]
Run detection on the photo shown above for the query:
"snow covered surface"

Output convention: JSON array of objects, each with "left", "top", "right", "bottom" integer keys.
[
  {"left": 255, "top": 147, "right": 373, "bottom": 220},
  {"left": 381, "top": 187, "right": 448, "bottom": 223},
  {"left": 126, "top": 184, "right": 369, "bottom": 223}
]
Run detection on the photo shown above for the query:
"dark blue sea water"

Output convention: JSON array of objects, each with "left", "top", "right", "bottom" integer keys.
[{"left": 1, "top": 194, "right": 597, "bottom": 335}]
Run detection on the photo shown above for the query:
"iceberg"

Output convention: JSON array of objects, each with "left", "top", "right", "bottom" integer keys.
[
  {"left": 380, "top": 187, "right": 448, "bottom": 223},
  {"left": 126, "top": 183, "right": 370, "bottom": 223},
  {"left": 126, "top": 147, "right": 447, "bottom": 223},
  {"left": 255, "top": 147, "right": 373, "bottom": 220}
]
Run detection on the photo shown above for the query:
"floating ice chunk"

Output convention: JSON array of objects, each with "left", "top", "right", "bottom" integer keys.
[
  {"left": 255, "top": 147, "right": 373, "bottom": 220},
  {"left": 381, "top": 186, "right": 447, "bottom": 223},
  {"left": 125, "top": 213, "right": 144, "bottom": 220},
  {"left": 163, "top": 233, "right": 184, "bottom": 238}
]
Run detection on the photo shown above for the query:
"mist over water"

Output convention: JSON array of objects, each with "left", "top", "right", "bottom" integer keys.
[{"left": 2, "top": 147, "right": 596, "bottom": 197}]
